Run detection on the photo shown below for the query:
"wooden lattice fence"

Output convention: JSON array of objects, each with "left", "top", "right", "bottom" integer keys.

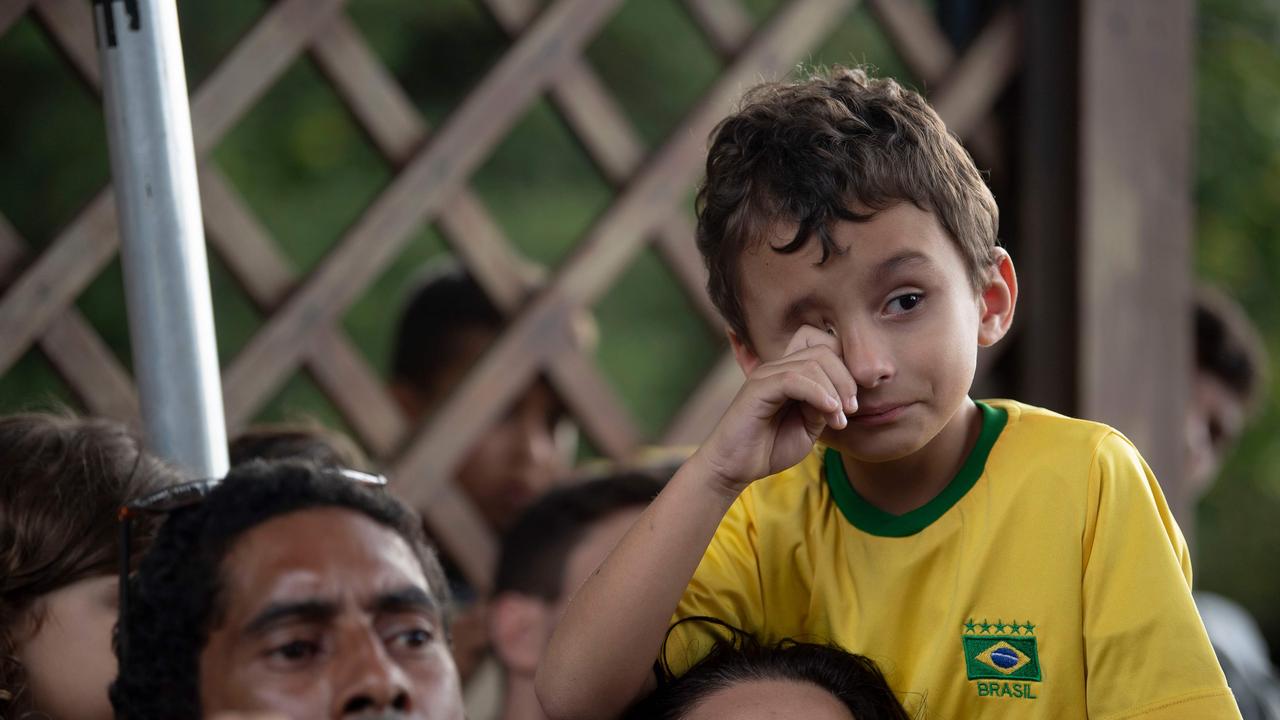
[{"left": 0, "top": 0, "right": 1023, "bottom": 590}]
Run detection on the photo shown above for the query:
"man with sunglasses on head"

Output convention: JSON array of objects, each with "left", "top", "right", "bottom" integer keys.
[{"left": 110, "top": 460, "right": 465, "bottom": 720}]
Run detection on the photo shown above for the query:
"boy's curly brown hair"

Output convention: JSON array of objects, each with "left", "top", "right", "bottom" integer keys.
[{"left": 696, "top": 66, "right": 1000, "bottom": 348}]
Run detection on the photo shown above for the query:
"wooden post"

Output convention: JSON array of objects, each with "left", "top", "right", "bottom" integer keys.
[
  {"left": 1078, "top": 0, "right": 1194, "bottom": 527},
  {"left": 1018, "top": 0, "right": 1078, "bottom": 416}
]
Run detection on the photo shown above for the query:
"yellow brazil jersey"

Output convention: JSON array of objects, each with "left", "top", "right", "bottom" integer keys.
[{"left": 666, "top": 399, "right": 1239, "bottom": 719}]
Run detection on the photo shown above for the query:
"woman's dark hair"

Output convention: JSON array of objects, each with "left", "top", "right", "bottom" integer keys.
[
  {"left": 628, "top": 618, "right": 912, "bottom": 720},
  {"left": 109, "top": 460, "right": 449, "bottom": 720},
  {"left": 0, "top": 413, "right": 184, "bottom": 715}
]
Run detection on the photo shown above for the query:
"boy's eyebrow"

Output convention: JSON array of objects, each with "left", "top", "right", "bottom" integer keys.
[
  {"left": 781, "top": 294, "right": 823, "bottom": 328},
  {"left": 874, "top": 251, "right": 931, "bottom": 275},
  {"left": 243, "top": 599, "right": 339, "bottom": 636}
]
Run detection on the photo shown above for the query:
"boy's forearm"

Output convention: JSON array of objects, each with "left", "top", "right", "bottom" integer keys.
[{"left": 536, "top": 453, "right": 739, "bottom": 720}]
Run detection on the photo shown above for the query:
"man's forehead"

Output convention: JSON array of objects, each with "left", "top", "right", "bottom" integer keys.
[{"left": 220, "top": 508, "right": 433, "bottom": 616}]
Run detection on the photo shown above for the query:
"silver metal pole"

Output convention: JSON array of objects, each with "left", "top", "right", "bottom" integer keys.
[{"left": 92, "top": 0, "right": 228, "bottom": 479}]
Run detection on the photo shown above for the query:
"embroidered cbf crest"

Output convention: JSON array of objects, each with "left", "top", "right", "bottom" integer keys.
[{"left": 962, "top": 619, "right": 1043, "bottom": 686}]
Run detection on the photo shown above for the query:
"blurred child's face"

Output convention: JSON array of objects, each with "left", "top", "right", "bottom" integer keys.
[
  {"left": 404, "top": 326, "right": 569, "bottom": 533},
  {"left": 455, "top": 379, "right": 566, "bottom": 532},
  {"left": 734, "top": 202, "right": 1010, "bottom": 464},
  {"left": 1184, "top": 369, "right": 1247, "bottom": 499},
  {"left": 15, "top": 574, "right": 120, "bottom": 720},
  {"left": 682, "top": 679, "right": 853, "bottom": 720}
]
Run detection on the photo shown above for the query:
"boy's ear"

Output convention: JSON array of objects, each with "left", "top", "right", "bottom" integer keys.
[
  {"left": 489, "top": 593, "right": 552, "bottom": 677},
  {"left": 977, "top": 248, "right": 1017, "bottom": 347},
  {"left": 728, "top": 328, "right": 763, "bottom": 375}
]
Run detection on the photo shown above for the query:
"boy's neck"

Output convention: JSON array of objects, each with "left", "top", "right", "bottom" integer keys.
[{"left": 838, "top": 398, "right": 984, "bottom": 516}]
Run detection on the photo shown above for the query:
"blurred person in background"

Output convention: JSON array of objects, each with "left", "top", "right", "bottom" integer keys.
[
  {"left": 111, "top": 461, "right": 464, "bottom": 720},
  {"left": 0, "top": 413, "right": 184, "bottom": 720},
  {"left": 1188, "top": 286, "right": 1280, "bottom": 720},
  {"left": 390, "top": 261, "right": 568, "bottom": 538},
  {"left": 390, "top": 261, "right": 573, "bottom": 682},
  {"left": 625, "top": 620, "right": 909, "bottom": 720},
  {"left": 229, "top": 421, "right": 371, "bottom": 471},
  {"left": 488, "top": 472, "right": 664, "bottom": 720}
]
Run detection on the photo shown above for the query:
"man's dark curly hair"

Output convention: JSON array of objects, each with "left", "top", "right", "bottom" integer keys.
[
  {"left": 628, "top": 618, "right": 912, "bottom": 719},
  {"left": 696, "top": 65, "right": 999, "bottom": 348},
  {"left": 109, "top": 461, "right": 449, "bottom": 720}
]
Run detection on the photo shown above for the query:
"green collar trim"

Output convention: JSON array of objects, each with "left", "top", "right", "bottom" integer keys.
[{"left": 824, "top": 401, "right": 1007, "bottom": 537}]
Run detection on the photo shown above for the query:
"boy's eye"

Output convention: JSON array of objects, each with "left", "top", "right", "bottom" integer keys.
[{"left": 885, "top": 293, "right": 923, "bottom": 315}]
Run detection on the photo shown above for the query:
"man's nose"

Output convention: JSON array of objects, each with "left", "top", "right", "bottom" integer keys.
[{"left": 337, "top": 632, "right": 412, "bottom": 719}]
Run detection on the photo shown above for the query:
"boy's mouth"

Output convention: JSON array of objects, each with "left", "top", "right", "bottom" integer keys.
[{"left": 848, "top": 402, "right": 913, "bottom": 426}]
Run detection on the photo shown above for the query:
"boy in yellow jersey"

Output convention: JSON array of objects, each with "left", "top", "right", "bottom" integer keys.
[{"left": 536, "top": 67, "right": 1239, "bottom": 719}]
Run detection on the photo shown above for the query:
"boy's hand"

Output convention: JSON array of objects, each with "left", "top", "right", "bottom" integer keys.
[{"left": 693, "top": 325, "right": 857, "bottom": 495}]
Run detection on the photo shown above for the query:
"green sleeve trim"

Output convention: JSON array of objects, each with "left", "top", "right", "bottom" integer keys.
[{"left": 824, "top": 400, "right": 1008, "bottom": 537}]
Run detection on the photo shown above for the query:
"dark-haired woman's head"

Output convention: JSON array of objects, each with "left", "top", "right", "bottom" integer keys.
[
  {"left": 631, "top": 620, "right": 911, "bottom": 720},
  {"left": 0, "top": 413, "right": 184, "bottom": 719}
]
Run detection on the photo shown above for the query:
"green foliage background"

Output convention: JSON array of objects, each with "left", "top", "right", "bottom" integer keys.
[{"left": 0, "top": 0, "right": 1276, "bottom": 656}]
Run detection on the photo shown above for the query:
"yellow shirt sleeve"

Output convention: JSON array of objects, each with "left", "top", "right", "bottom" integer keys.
[
  {"left": 1082, "top": 432, "right": 1240, "bottom": 719},
  {"left": 663, "top": 489, "right": 767, "bottom": 676}
]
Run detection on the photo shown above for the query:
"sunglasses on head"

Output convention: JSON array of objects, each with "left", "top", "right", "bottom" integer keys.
[{"left": 115, "top": 468, "right": 387, "bottom": 659}]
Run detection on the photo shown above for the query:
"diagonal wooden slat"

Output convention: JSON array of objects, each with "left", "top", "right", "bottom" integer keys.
[
  {"left": 681, "top": 0, "right": 754, "bottom": 59},
  {"left": 41, "top": 311, "right": 140, "bottom": 420},
  {"left": 663, "top": 350, "right": 741, "bottom": 446},
  {"left": 391, "top": 0, "right": 858, "bottom": 516},
  {"left": 0, "top": 212, "right": 25, "bottom": 286},
  {"left": 0, "top": 190, "right": 118, "bottom": 374},
  {"left": 190, "top": 0, "right": 349, "bottom": 157},
  {"left": 43, "top": 0, "right": 411, "bottom": 455},
  {"left": 483, "top": 0, "right": 726, "bottom": 329},
  {"left": 0, "top": 0, "right": 353, "bottom": 376},
  {"left": 0, "top": 210, "right": 139, "bottom": 420},
  {"left": 305, "top": 328, "right": 408, "bottom": 459},
  {"left": 23, "top": 0, "right": 402, "bottom": 449},
  {"left": 652, "top": 214, "right": 721, "bottom": 324},
  {"left": 309, "top": 13, "right": 642, "bottom": 459},
  {"left": 929, "top": 5, "right": 1020, "bottom": 139},
  {"left": 865, "top": 0, "right": 953, "bottom": 81},
  {"left": 221, "top": 0, "right": 627, "bottom": 427},
  {"left": 32, "top": 0, "right": 98, "bottom": 81},
  {"left": 0, "top": 0, "right": 35, "bottom": 36},
  {"left": 866, "top": 0, "right": 1008, "bottom": 170},
  {"left": 308, "top": 14, "right": 427, "bottom": 165},
  {"left": 197, "top": 167, "right": 412, "bottom": 458}
]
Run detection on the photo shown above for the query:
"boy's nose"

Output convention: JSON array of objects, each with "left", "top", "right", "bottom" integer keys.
[{"left": 839, "top": 331, "right": 894, "bottom": 389}]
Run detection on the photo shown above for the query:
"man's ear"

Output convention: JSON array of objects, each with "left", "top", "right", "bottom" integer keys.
[
  {"left": 977, "top": 248, "right": 1018, "bottom": 347},
  {"left": 488, "top": 593, "right": 552, "bottom": 677},
  {"left": 728, "top": 328, "right": 763, "bottom": 375}
]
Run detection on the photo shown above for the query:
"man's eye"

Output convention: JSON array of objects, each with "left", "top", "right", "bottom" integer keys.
[
  {"left": 390, "top": 628, "right": 434, "bottom": 650},
  {"left": 270, "top": 640, "right": 320, "bottom": 661},
  {"left": 886, "top": 293, "right": 923, "bottom": 314}
]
